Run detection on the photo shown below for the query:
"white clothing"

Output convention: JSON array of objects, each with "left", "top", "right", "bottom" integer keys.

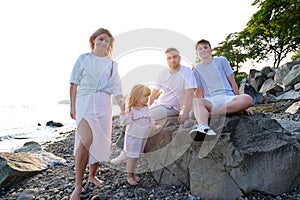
[
  {"left": 69, "top": 53, "right": 122, "bottom": 97},
  {"left": 205, "top": 95, "right": 236, "bottom": 110},
  {"left": 70, "top": 53, "right": 122, "bottom": 164},
  {"left": 121, "top": 107, "right": 152, "bottom": 158},
  {"left": 193, "top": 57, "right": 236, "bottom": 111},
  {"left": 193, "top": 57, "right": 234, "bottom": 98},
  {"left": 124, "top": 135, "right": 147, "bottom": 158},
  {"left": 149, "top": 104, "right": 179, "bottom": 121},
  {"left": 153, "top": 65, "right": 197, "bottom": 111}
]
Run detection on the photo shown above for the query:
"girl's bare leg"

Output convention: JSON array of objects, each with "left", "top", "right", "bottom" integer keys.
[{"left": 126, "top": 157, "right": 139, "bottom": 186}]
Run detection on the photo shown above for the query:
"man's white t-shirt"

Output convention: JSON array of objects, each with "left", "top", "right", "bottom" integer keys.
[{"left": 153, "top": 65, "right": 197, "bottom": 111}]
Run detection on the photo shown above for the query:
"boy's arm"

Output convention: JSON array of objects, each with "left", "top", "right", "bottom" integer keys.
[
  {"left": 227, "top": 74, "right": 239, "bottom": 95},
  {"left": 195, "top": 87, "right": 204, "bottom": 98},
  {"left": 228, "top": 74, "right": 254, "bottom": 115}
]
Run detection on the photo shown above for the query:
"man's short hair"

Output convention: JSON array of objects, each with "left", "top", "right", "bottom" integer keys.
[{"left": 165, "top": 47, "right": 179, "bottom": 55}]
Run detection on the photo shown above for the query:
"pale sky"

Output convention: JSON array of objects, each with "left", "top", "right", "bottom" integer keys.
[{"left": 0, "top": 0, "right": 259, "bottom": 106}]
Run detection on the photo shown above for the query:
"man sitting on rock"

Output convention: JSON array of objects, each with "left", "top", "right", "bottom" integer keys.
[
  {"left": 110, "top": 47, "right": 197, "bottom": 164},
  {"left": 190, "top": 39, "right": 253, "bottom": 141}
]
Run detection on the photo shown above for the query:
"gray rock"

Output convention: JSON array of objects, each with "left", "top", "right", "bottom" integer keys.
[
  {"left": 144, "top": 113, "right": 300, "bottom": 200},
  {"left": 285, "top": 101, "right": 300, "bottom": 114},
  {"left": 16, "top": 189, "right": 36, "bottom": 200},
  {"left": 0, "top": 141, "right": 66, "bottom": 188},
  {"left": 282, "top": 64, "right": 300, "bottom": 87},
  {"left": 274, "top": 65, "right": 290, "bottom": 84},
  {"left": 275, "top": 90, "right": 300, "bottom": 100},
  {"left": 239, "top": 83, "right": 264, "bottom": 104},
  {"left": 266, "top": 71, "right": 275, "bottom": 79},
  {"left": 244, "top": 60, "right": 300, "bottom": 107},
  {"left": 260, "top": 66, "right": 273, "bottom": 77},
  {"left": 259, "top": 78, "right": 275, "bottom": 94},
  {"left": 248, "top": 70, "right": 265, "bottom": 91},
  {"left": 276, "top": 118, "right": 300, "bottom": 134},
  {"left": 294, "top": 82, "right": 300, "bottom": 91}
]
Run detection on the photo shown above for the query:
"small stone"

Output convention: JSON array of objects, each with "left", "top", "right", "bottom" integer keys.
[{"left": 16, "top": 189, "right": 36, "bottom": 200}]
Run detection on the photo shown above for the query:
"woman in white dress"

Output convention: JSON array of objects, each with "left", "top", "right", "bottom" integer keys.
[{"left": 69, "top": 28, "right": 124, "bottom": 200}]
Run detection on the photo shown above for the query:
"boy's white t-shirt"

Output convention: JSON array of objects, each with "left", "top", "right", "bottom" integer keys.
[{"left": 153, "top": 65, "right": 197, "bottom": 111}]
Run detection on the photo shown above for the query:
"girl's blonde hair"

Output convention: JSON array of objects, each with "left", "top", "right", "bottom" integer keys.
[
  {"left": 89, "top": 28, "right": 114, "bottom": 56},
  {"left": 127, "top": 84, "right": 151, "bottom": 112}
]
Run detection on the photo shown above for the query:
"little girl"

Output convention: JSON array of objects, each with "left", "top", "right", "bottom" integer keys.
[{"left": 120, "top": 84, "right": 153, "bottom": 186}]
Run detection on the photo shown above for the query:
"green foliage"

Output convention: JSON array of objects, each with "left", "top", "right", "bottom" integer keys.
[
  {"left": 235, "top": 72, "right": 248, "bottom": 86},
  {"left": 214, "top": 32, "right": 248, "bottom": 73},
  {"left": 238, "top": 0, "right": 300, "bottom": 68},
  {"left": 195, "top": 57, "right": 201, "bottom": 64},
  {"left": 291, "top": 49, "right": 300, "bottom": 61},
  {"left": 192, "top": 57, "right": 201, "bottom": 70}
]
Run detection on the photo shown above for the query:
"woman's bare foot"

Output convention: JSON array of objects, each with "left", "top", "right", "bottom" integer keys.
[
  {"left": 127, "top": 177, "right": 138, "bottom": 186},
  {"left": 88, "top": 176, "right": 105, "bottom": 188},
  {"left": 70, "top": 187, "right": 81, "bottom": 200},
  {"left": 133, "top": 175, "right": 140, "bottom": 182}
]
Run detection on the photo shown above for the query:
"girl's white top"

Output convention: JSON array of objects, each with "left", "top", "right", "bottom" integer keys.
[{"left": 121, "top": 106, "right": 153, "bottom": 138}]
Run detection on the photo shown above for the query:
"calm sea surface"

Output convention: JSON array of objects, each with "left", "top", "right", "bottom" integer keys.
[
  {"left": 0, "top": 99, "right": 122, "bottom": 152},
  {"left": 0, "top": 102, "right": 76, "bottom": 152}
]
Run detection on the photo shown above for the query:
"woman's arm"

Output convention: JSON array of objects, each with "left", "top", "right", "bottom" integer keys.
[
  {"left": 115, "top": 95, "right": 125, "bottom": 114},
  {"left": 120, "top": 112, "right": 132, "bottom": 126},
  {"left": 69, "top": 83, "right": 78, "bottom": 120}
]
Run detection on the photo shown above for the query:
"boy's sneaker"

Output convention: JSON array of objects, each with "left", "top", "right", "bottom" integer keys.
[
  {"left": 110, "top": 151, "right": 127, "bottom": 164},
  {"left": 190, "top": 124, "right": 217, "bottom": 141}
]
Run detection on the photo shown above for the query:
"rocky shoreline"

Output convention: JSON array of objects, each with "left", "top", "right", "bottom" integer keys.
[{"left": 1, "top": 106, "right": 300, "bottom": 200}]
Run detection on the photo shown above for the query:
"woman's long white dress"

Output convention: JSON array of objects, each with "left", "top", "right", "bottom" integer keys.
[{"left": 70, "top": 53, "right": 122, "bottom": 164}]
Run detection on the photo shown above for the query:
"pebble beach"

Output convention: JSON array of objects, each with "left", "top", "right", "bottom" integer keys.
[{"left": 1, "top": 110, "right": 300, "bottom": 200}]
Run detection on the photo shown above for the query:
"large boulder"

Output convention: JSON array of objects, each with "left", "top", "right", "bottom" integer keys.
[
  {"left": 245, "top": 60, "right": 300, "bottom": 102},
  {"left": 259, "top": 78, "right": 284, "bottom": 96},
  {"left": 248, "top": 69, "right": 265, "bottom": 91},
  {"left": 239, "top": 83, "right": 263, "bottom": 105},
  {"left": 0, "top": 141, "right": 66, "bottom": 188},
  {"left": 282, "top": 64, "right": 300, "bottom": 88},
  {"left": 144, "top": 113, "right": 300, "bottom": 200},
  {"left": 274, "top": 65, "right": 290, "bottom": 84}
]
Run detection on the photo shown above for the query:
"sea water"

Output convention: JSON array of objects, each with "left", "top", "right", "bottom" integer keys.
[
  {"left": 0, "top": 101, "right": 121, "bottom": 152},
  {"left": 0, "top": 102, "right": 76, "bottom": 152}
]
